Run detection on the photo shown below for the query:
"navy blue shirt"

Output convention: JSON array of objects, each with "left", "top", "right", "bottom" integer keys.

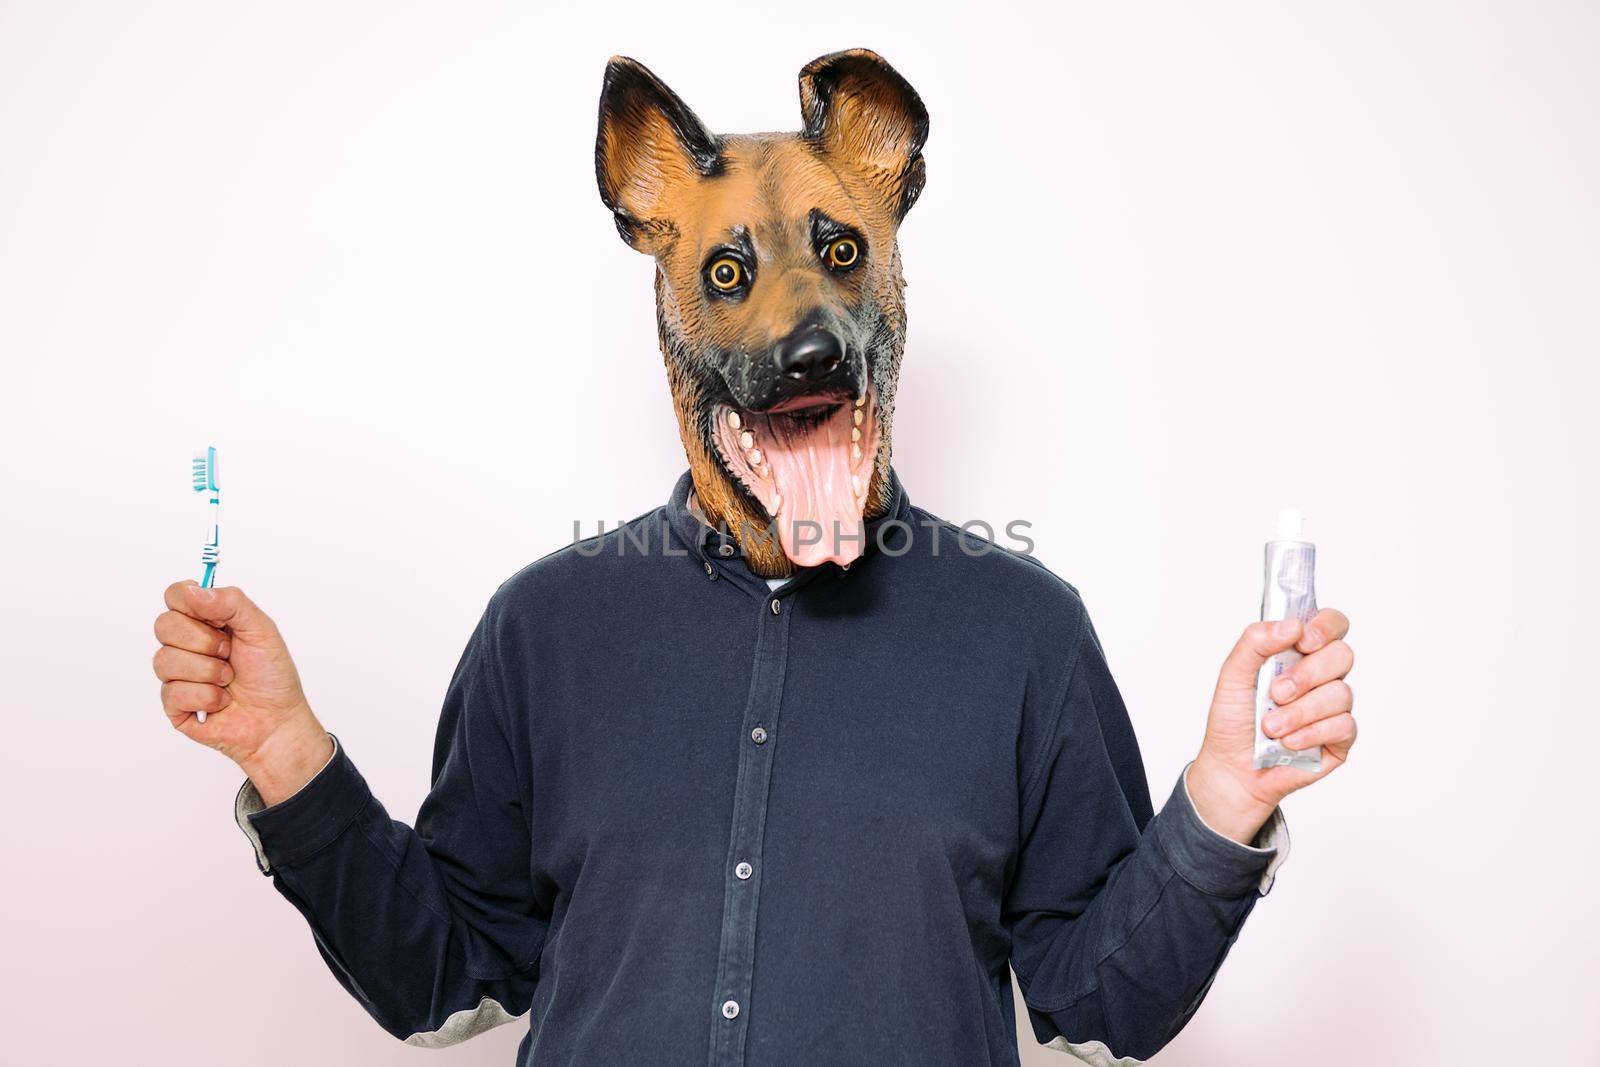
[{"left": 236, "top": 471, "right": 1287, "bottom": 1065}]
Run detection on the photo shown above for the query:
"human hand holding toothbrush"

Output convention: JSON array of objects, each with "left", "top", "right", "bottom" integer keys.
[{"left": 152, "top": 580, "right": 333, "bottom": 806}]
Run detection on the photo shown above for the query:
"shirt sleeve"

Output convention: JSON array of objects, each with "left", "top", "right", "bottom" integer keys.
[
  {"left": 232, "top": 597, "right": 546, "bottom": 1047},
  {"left": 1006, "top": 608, "right": 1289, "bottom": 1065}
]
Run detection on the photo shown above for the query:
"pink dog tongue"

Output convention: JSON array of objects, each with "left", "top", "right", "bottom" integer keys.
[{"left": 766, "top": 405, "right": 863, "bottom": 567}]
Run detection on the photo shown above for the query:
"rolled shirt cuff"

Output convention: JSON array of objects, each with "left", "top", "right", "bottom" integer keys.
[
  {"left": 1152, "top": 762, "right": 1291, "bottom": 897},
  {"left": 234, "top": 734, "right": 366, "bottom": 875}
]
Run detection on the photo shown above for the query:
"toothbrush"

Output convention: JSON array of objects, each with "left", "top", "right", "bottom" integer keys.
[{"left": 191, "top": 446, "right": 221, "bottom": 722}]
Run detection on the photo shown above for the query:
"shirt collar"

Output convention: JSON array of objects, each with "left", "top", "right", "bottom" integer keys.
[{"left": 665, "top": 468, "right": 914, "bottom": 589}]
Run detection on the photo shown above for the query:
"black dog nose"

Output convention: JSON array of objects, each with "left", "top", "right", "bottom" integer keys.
[{"left": 774, "top": 326, "right": 844, "bottom": 382}]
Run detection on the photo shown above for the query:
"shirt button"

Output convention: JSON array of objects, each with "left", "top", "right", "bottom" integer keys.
[
  {"left": 702, "top": 561, "right": 718, "bottom": 580},
  {"left": 718, "top": 543, "right": 736, "bottom": 557},
  {"left": 735, "top": 861, "right": 753, "bottom": 880},
  {"left": 751, "top": 726, "right": 768, "bottom": 745},
  {"left": 721, "top": 999, "right": 740, "bottom": 1020},
  {"left": 769, "top": 598, "right": 782, "bottom": 615}
]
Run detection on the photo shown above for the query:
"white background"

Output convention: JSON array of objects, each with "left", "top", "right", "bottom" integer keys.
[{"left": 2, "top": 2, "right": 1596, "bottom": 1064}]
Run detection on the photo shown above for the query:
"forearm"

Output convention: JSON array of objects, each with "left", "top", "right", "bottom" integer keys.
[
  {"left": 236, "top": 739, "right": 542, "bottom": 1045},
  {"left": 1014, "top": 770, "right": 1286, "bottom": 1062}
]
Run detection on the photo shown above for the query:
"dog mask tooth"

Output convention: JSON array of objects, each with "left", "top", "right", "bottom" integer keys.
[{"left": 709, "top": 390, "right": 878, "bottom": 567}]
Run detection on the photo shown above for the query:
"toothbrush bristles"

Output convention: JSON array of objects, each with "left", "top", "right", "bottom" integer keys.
[{"left": 192, "top": 448, "right": 218, "bottom": 493}]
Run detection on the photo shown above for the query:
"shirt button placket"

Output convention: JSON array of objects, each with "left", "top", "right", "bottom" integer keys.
[{"left": 708, "top": 586, "right": 791, "bottom": 1064}]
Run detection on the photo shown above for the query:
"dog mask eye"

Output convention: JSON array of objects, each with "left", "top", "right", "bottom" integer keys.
[
  {"left": 707, "top": 256, "right": 745, "bottom": 292},
  {"left": 824, "top": 237, "right": 860, "bottom": 271}
]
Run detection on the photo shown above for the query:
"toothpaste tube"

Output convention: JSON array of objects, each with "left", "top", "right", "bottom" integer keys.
[{"left": 1253, "top": 508, "right": 1321, "bottom": 771}]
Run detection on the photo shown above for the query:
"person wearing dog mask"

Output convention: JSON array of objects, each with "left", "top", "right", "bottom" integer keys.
[{"left": 153, "top": 49, "right": 1356, "bottom": 1066}]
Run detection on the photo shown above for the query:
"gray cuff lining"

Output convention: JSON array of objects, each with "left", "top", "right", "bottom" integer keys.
[
  {"left": 232, "top": 734, "right": 341, "bottom": 875},
  {"left": 1041, "top": 1035, "right": 1145, "bottom": 1064}
]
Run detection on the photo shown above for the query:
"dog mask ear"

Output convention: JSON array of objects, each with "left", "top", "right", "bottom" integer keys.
[
  {"left": 595, "top": 57, "right": 722, "bottom": 251},
  {"left": 799, "top": 49, "right": 929, "bottom": 220}
]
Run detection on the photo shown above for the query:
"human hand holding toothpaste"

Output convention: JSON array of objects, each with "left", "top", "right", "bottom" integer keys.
[
  {"left": 151, "top": 580, "right": 333, "bottom": 806},
  {"left": 1185, "top": 608, "right": 1358, "bottom": 844}
]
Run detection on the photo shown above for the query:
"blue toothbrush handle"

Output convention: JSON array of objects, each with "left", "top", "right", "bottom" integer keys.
[
  {"left": 199, "top": 498, "right": 220, "bottom": 588},
  {"left": 197, "top": 498, "right": 220, "bottom": 719}
]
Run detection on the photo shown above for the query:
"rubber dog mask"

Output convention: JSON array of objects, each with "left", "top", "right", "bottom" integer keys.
[{"left": 595, "top": 49, "right": 929, "bottom": 577}]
